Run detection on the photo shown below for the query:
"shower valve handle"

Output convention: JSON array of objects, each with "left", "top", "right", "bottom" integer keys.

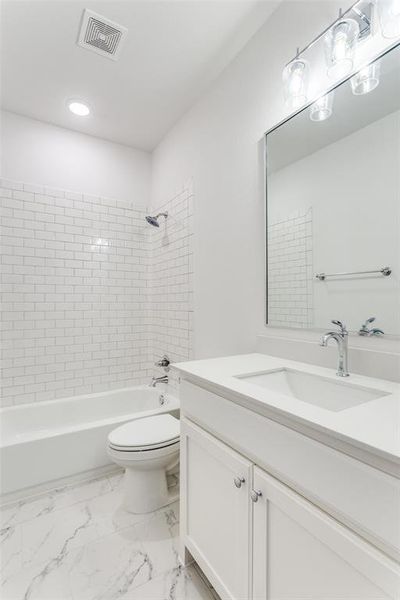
[{"left": 154, "top": 355, "right": 170, "bottom": 370}]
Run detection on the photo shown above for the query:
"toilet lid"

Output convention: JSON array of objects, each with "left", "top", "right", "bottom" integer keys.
[{"left": 108, "top": 414, "right": 180, "bottom": 450}]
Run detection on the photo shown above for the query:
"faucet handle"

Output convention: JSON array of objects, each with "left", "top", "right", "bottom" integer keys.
[
  {"left": 331, "top": 320, "right": 348, "bottom": 334},
  {"left": 363, "top": 317, "right": 376, "bottom": 326},
  {"left": 154, "top": 355, "right": 170, "bottom": 370}
]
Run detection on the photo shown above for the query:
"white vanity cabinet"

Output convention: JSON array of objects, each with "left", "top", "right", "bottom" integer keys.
[
  {"left": 252, "top": 467, "right": 398, "bottom": 600},
  {"left": 179, "top": 385, "right": 400, "bottom": 600},
  {"left": 180, "top": 419, "right": 253, "bottom": 599}
]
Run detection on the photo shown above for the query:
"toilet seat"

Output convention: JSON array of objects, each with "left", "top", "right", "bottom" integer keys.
[
  {"left": 110, "top": 439, "right": 180, "bottom": 452},
  {"left": 108, "top": 414, "right": 180, "bottom": 452}
]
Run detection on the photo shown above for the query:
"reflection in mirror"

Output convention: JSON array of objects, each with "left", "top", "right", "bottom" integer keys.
[{"left": 265, "top": 43, "right": 400, "bottom": 335}]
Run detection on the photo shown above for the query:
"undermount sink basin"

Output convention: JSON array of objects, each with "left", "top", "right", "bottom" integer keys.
[{"left": 235, "top": 368, "right": 389, "bottom": 412}]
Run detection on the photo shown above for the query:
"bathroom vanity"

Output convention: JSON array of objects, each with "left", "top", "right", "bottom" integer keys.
[{"left": 175, "top": 354, "right": 400, "bottom": 600}]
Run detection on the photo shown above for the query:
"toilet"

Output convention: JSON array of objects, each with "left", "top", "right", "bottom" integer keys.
[{"left": 107, "top": 413, "right": 180, "bottom": 514}]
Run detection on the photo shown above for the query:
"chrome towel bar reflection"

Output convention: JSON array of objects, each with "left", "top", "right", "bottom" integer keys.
[{"left": 315, "top": 267, "right": 392, "bottom": 281}]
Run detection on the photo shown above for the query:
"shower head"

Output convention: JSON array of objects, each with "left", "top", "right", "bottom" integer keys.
[
  {"left": 146, "top": 215, "right": 160, "bottom": 227},
  {"left": 145, "top": 212, "right": 168, "bottom": 227}
]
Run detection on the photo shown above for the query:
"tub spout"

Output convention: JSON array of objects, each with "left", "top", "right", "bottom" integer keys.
[{"left": 150, "top": 375, "right": 168, "bottom": 387}]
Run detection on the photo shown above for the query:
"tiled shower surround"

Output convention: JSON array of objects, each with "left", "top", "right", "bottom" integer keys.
[
  {"left": 0, "top": 178, "right": 194, "bottom": 406},
  {"left": 149, "top": 183, "right": 194, "bottom": 391},
  {"left": 268, "top": 208, "right": 313, "bottom": 328}
]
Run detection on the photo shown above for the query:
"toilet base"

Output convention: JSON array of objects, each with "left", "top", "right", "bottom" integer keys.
[
  {"left": 122, "top": 466, "right": 178, "bottom": 514},
  {"left": 107, "top": 425, "right": 180, "bottom": 515}
]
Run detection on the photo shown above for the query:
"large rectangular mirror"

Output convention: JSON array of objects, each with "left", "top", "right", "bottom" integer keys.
[{"left": 265, "top": 43, "right": 400, "bottom": 335}]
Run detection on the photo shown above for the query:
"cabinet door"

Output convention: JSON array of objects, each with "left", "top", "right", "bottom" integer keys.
[
  {"left": 181, "top": 418, "right": 253, "bottom": 600},
  {"left": 252, "top": 466, "right": 400, "bottom": 600}
]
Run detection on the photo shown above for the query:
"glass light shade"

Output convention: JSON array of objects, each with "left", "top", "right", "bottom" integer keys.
[
  {"left": 378, "top": 0, "right": 400, "bottom": 38},
  {"left": 324, "top": 18, "right": 360, "bottom": 80},
  {"left": 350, "top": 62, "right": 381, "bottom": 95},
  {"left": 309, "top": 92, "right": 334, "bottom": 122},
  {"left": 282, "top": 58, "right": 310, "bottom": 109}
]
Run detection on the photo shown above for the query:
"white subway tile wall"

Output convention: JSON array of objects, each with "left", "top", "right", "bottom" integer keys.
[
  {"left": 149, "top": 181, "right": 194, "bottom": 391},
  {"left": 0, "top": 178, "right": 194, "bottom": 406},
  {"left": 268, "top": 208, "right": 313, "bottom": 328}
]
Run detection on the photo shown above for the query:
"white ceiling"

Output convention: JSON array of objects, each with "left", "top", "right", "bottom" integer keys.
[{"left": 1, "top": 0, "right": 277, "bottom": 151}]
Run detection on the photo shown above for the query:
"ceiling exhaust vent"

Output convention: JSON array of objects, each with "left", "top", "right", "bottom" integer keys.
[{"left": 77, "top": 9, "right": 127, "bottom": 61}]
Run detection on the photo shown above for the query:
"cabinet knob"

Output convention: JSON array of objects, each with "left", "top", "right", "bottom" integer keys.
[
  {"left": 234, "top": 476, "right": 245, "bottom": 488},
  {"left": 251, "top": 489, "right": 262, "bottom": 502}
]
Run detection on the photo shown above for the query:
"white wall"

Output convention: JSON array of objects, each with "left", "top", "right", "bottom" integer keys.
[
  {"left": 150, "top": 1, "right": 338, "bottom": 358},
  {"left": 0, "top": 111, "right": 151, "bottom": 204},
  {"left": 150, "top": 0, "right": 397, "bottom": 359}
]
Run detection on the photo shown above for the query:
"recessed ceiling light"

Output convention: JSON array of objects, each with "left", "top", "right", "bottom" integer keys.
[{"left": 68, "top": 101, "right": 91, "bottom": 116}]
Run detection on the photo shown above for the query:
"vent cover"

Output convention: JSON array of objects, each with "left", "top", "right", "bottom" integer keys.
[{"left": 77, "top": 9, "right": 127, "bottom": 61}]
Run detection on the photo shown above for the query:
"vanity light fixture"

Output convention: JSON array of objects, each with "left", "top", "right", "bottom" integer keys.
[
  {"left": 282, "top": 51, "right": 310, "bottom": 109},
  {"left": 309, "top": 92, "right": 334, "bottom": 121},
  {"left": 350, "top": 61, "right": 381, "bottom": 94},
  {"left": 68, "top": 100, "right": 91, "bottom": 116},
  {"left": 324, "top": 14, "right": 360, "bottom": 79},
  {"left": 377, "top": 0, "right": 400, "bottom": 37},
  {"left": 282, "top": 1, "right": 374, "bottom": 109}
]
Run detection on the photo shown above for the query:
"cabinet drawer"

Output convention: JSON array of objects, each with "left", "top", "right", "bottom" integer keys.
[{"left": 180, "top": 379, "right": 400, "bottom": 561}]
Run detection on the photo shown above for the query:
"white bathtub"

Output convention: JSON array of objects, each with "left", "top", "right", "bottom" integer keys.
[{"left": 0, "top": 386, "right": 179, "bottom": 498}]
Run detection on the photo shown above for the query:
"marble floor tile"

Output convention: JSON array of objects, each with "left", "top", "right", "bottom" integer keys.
[
  {"left": 50, "top": 476, "right": 113, "bottom": 512},
  {"left": 21, "top": 500, "right": 115, "bottom": 568},
  {"left": 128, "top": 564, "right": 215, "bottom": 600},
  {"left": 107, "top": 470, "right": 124, "bottom": 491},
  {"left": 134, "top": 503, "right": 180, "bottom": 578},
  {"left": 0, "top": 524, "right": 22, "bottom": 587},
  {"left": 68, "top": 526, "right": 151, "bottom": 600},
  {"left": 0, "top": 476, "right": 112, "bottom": 530},
  {"left": 0, "top": 550, "right": 76, "bottom": 600},
  {"left": 84, "top": 488, "right": 150, "bottom": 532},
  {"left": 0, "top": 493, "right": 58, "bottom": 530},
  {"left": 0, "top": 472, "right": 214, "bottom": 600}
]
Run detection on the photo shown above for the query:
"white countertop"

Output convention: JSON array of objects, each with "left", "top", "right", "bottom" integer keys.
[{"left": 173, "top": 353, "right": 400, "bottom": 467}]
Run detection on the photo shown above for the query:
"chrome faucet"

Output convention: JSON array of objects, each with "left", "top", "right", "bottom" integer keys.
[
  {"left": 150, "top": 374, "right": 168, "bottom": 387},
  {"left": 150, "top": 354, "right": 170, "bottom": 386},
  {"left": 320, "top": 320, "right": 349, "bottom": 377},
  {"left": 358, "top": 317, "right": 384, "bottom": 337}
]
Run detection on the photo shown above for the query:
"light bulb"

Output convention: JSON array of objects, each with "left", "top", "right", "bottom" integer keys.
[
  {"left": 324, "top": 18, "right": 360, "bottom": 80},
  {"left": 310, "top": 92, "right": 334, "bottom": 122},
  {"left": 350, "top": 62, "right": 381, "bottom": 95},
  {"left": 333, "top": 31, "right": 348, "bottom": 62},
  {"left": 68, "top": 101, "right": 91, "bottom": 116},
  {"left": 378, "top": 0, "right": 400, "bottom": 37},
  {"left": 282, "top": 58, "right": 310, "bottom": 109}
]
